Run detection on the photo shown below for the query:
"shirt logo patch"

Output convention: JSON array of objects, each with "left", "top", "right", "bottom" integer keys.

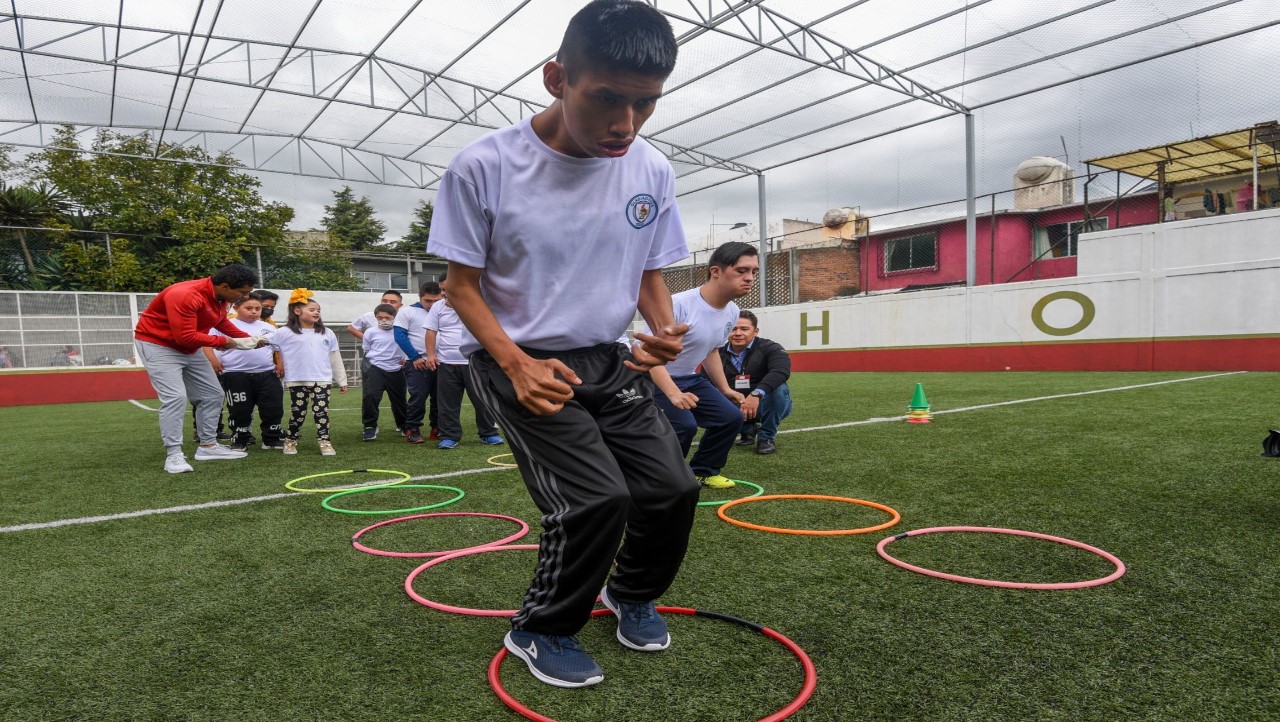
[
  {"left": 626, "top": 194, "right": 659, "bottom": 229},
  {"left": 615, "top": 388, "right": 641, "bottom": 404}
]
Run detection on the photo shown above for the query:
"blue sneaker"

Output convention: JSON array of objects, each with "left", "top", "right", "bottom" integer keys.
[
  {"left": 600, "top": 586, "right": 670, "bottom": 652},
  {"left": 437, "top": 439, "right": 459, "bottom": 449},
  {"left": 480, "top": 434, "right": 505, "bottom": 445},
  {"left": 504, "top": 630, "right": 604, "bottom": 688}
]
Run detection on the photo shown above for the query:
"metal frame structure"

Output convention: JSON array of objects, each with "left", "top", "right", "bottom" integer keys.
[{"left": 1, "top": 1, "right": 1276, "bottom": 301}]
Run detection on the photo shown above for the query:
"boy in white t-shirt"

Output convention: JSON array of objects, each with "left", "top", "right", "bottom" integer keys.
[
  {"left": 647, "top": 242, "right": 758, "bottom": 488},
  {"left": 207, "top": 295, "right": 283, "bottom": 451},
  {"left": 360, "top": 303, "right": 408, "bottom": 441},
  {"left": 424, "top": 275, "right": 503, "bottom": 449},
  {"left": 427, "top": 1, "right": 697, "bottom": 690}
]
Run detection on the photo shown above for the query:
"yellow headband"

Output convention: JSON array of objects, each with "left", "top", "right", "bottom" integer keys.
[{"left": 289, "top": 288, "right": 314, "bottom": 305}]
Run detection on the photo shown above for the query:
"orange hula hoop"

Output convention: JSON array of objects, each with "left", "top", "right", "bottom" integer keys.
[{"left": 716, "top": 494, "right": 901, "bottom": 536}]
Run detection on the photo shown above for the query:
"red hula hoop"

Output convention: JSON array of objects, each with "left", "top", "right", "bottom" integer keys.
[
  {"left": 488, "top": 606, "right": 817, "bottom": 722},
  {"left": 405, "top": 544, "right": 538, "bottom": 617},
  {"left": 876, "top": 525, "right": 1126, "bottom": 590},
  {"left": 352, "top": 512, "right": 530, "bottom": 559}
]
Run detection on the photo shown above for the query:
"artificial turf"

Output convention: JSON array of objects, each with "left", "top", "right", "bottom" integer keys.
[{"left": 1, "top": 371, "right": 1277, "bottom": 721}]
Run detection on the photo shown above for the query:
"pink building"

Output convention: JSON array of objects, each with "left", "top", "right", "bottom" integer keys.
[{"left": 856, "top": 193, "right": 1159, "bottom": 293}]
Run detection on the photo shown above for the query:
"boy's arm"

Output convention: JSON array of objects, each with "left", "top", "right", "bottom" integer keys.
[
  {"left": 628, "top": 269, "right": 688, "bottom": 371},
  {"left": 649, "top": 364, "right": 698, "bottom": 410},
  {"left": 346, "top": 323, "right": 365, "bottom": 341},
  {"left": 201, "top": 345, "right": 223, "bottom": 375},
  {"left": 702, "top": 347, "right": 743, "bottom": 403},
  {"left": 424, "top": 330, "right": 439, "bottom": 370},
  {"left": 445, "top": 261, "right": 579, "bottom": 416}
]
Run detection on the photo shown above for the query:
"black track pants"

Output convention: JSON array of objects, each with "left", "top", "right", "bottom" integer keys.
[
  {"left": 468, "top": 343, "right": 700, "bottom": 636},
  {"left": 222, "top": 370, "right": 284, "bottom": 445}
]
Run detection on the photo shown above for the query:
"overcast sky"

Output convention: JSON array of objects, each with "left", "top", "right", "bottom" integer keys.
[{"left": 2, "top": 0, "right": 1277, "bottom": 251}]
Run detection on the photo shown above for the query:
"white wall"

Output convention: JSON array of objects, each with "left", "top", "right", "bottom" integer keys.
[{"left": 752, "top": 209, "right": 1280, "bottom": 351}]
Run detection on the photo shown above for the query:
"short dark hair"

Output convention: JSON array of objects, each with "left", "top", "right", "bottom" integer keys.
[
  {"left": 250, "top": 289, "right": 278, "bottom": 302},
  {"left": 374, "top": 303, "right": 398, "bottom": 316},
  {"left": 211, "top": 263, "right": 258, "bottom": 288},
  {"left": 380, "top": 290, "right": 402, "bottom": 299},
  {"left": 707, "top": 241, "right": 758, "bottom": 279},
  {"left": 558, "top": 1, "right": 677, "bottom": 83},
  {"left": 738, "top": 310, "right": 758, "bottom": 329},
  {"left": 419, "top": 281, "right": 441, "bottom": 296}
]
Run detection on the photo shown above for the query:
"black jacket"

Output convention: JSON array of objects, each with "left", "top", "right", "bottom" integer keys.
[{"left": 704, "top": 337, "right": 791, "bottom": 395}]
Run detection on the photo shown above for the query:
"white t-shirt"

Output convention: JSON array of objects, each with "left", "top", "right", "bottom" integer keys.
[
  {"left": 425, "top": 302, "right": 468, "bottom": 366},
  {"left": 211, "top": 318, "right": 275, "bottom": 373},
  {"left": 656, "top": 288, "right": 740, "bottom": 377},
  {"left": 393, "top": 303, "right": 431, "bottom": 357},
  {"left": 362, "top": 325, "right": 407, "bottom": 373},
  {"left": 350, "top": 311, "right": 377, "bottom": 333},
  {"left": 269, "top": 327, "right": 341, "bottom": 384},
  {"left": 428, "top": 117, "right": 689, "bottom": 356}
]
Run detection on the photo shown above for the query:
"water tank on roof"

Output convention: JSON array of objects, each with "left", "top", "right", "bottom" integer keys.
[
  {"left": 821, "top": 207, "right": 869, "bottom": 240},
  {"left": 1014, "top": 156, "right": 1074, "bottom": 209}
]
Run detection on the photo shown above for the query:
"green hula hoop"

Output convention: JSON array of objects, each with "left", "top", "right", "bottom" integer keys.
[
  {"left": 696, "top": 479, "right": 765, "bottom": 507},
  {"left": 321, "top": 484, "right": 466, "bottom": 515},
  {"left": 285, "top": 468, "right": 411, "bottom": 493}
]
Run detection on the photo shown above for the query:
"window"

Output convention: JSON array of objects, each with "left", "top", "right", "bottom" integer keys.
[
  {"left": 353, "top": 271, "right": 410, "bottom": 292},
  {"left": 1033, "top": 218, "right": 1107, "bottom": 258},
  {"left": 884, "top": 232, "right": 937, "bottom": 274}
]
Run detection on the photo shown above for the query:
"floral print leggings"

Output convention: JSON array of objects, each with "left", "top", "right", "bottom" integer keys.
[{"left": 287, "top": 383, "right": 331, "bottom": 441}]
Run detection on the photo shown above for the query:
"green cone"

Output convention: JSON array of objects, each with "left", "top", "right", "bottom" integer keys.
[{"left": 908, "top": 382, "right": 930, "bottom": 410}]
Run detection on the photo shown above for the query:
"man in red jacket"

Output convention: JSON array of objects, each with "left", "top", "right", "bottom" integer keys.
[{"left": 134, "top": 264, "right": 267, "bottom": 474}]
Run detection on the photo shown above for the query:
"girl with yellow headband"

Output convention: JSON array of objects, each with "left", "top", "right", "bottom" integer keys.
[{"left": 268, "top": 289, "right": 348, "bottom": 456}]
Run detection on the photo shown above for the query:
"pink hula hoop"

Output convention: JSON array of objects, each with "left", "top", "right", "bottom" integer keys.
[
  {"left": 876, "top": 526, "right": 1126, "bottom": 590},
  {"left": 405, "top": 543, "right": 537, "bottom": 616},
  {"left": 352, "top": 512, "right": 530, "bottom": 559}
]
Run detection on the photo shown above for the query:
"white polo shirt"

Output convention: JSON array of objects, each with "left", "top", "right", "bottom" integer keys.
[
  {"left": 393, "top": 303, "right": 431, "bottom": 357},
  {"left": 428, "top": 117, "right": 689, "bottom": 356},
  {"left": 362, "top": 325, "right": 407, "bottom": 373},
  {"left": 211, "top": 318, "right": 275, "bottom": 373},
  {"left": 656, "top": 288, "right": 739, "bottom": 377},
  {"left": 269, "top": 327, "right": 341, "bottom": 384},
  {"left": 425, "top": 302, "right": 468, "bottom": 366}
]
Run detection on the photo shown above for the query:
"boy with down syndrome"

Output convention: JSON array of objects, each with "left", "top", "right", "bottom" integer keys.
[{"left": 428, "top": 0, "right": 697, "bottom": 689}]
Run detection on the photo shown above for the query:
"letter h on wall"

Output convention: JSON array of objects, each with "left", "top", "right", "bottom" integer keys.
[{"left": 799, "top": 310, "right": 829, "bottom": 346}]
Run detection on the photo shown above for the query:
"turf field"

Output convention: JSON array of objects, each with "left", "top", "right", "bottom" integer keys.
[{"left": 2, "top": 371, "right": 1277, "bottom": 721}]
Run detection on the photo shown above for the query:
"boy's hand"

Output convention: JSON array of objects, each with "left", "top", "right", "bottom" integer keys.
[
  {"left": 667, "top": 391, "right": 699, "bottom": 410},
  {"left": 506, "top": 355, "right": 580, "bottom": 416},
  {"left": 626, "top": 323, "right": 689, "bottom": 372}
]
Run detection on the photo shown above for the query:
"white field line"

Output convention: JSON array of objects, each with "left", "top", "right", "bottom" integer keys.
[
  {"left": 128, "top": 399, "right": 159, "bottom": 411},
  {"left": 0, "top": 467, "right": 508, "bottom": 533},
  {"left": 11, "top": 371, "right": 1243, "bottom": 534}
]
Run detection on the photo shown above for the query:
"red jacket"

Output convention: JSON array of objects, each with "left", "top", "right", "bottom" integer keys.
[{"left": 134, "top": 277, "right": 249, "bottom": 354}]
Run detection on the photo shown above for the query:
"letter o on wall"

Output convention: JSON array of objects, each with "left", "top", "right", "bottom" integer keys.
[{"left": 1031, "top": 291, "right": 1095, "bottom": 337}]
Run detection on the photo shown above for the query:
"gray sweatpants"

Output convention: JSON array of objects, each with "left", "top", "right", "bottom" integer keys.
[{"left": 135, "top": 340, "right": 224, "bottom": 455}]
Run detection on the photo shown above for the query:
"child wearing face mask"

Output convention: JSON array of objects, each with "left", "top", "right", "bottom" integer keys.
[{"left": 359, "top": 303, "right": 409, "bottom": 441}]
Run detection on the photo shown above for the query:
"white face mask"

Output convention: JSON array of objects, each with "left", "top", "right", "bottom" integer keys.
[{"left": 377, "top": 321, "right": 394, "bottom": 330}]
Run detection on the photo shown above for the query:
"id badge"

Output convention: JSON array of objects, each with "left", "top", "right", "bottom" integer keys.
[{"left": 734, "top": 374, "right": 751, "bottom": 390}]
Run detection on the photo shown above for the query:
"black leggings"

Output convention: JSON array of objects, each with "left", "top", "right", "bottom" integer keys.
[{"left": 287, "top": 384, "right": 332, "bottom": 440}]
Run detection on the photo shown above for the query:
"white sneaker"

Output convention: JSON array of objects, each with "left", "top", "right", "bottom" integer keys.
[
  {"left": 164, "top": 452, "right": 194, "bottom": 474},
  {"left": 194, "top": 443, "right": 248, "bottom": 461},
  {"left": 282, "top": 439, "right": 298, "bottom": 455},
  {"left": 318, "top": 440, "right": 336, "bottom": 456}
]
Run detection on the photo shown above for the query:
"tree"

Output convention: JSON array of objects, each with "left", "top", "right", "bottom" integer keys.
[
  {"left": 321, "top": 186, "right": 386, "bottom": 251},
  {"left": 383, "top": 199, "right": 433, "bottom": 253},
  {"left": 0, "top": 182, "right": 67, "bottom": 283},
  {"left": 26, "top": 126, "right": 296, "bottom": 289}
]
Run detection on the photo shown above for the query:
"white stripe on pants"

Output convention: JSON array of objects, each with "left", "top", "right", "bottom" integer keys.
[{"left": 135, "top": 340, "right": 224, "bottom": 454}]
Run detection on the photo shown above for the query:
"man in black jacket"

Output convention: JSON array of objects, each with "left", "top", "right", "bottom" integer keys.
[{"left": 706, "top": 310, "right": 792, "bottom": 455}]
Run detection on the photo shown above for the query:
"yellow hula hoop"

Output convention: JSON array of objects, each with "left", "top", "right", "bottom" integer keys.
[
  {"left": 486, "top": 453, "right": 519, "bottom": 468},
  {"left": 285, "top": 468, "right": 411, "bottom": 493}
]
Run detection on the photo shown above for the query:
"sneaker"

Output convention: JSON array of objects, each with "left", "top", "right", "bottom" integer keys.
[
  {"left": 261, "top": 441, "right": 284, "bottom": 451},
  {"left": 318, "top": 440, "right": 336, "bottom": 456},
  {"left": 504, "top": 630, "right": 604, "bottom": 688},
  {"left": 363, "top": 427, "right": 378, "bottom": 442},
  {"left": 164, "top": 452, "right": 193, "bottom": 474},
  {"left": 735, "top": 434, "right": 756, "bottom": 447},
  {"left": 696, "top": 474, "right": 736, "bottom": 489},
  {"left": 216, "top": 431, "right": 234, "bottom": 442},
  {"left": 480, "top": 434, "right": 505, "bottom": 445},
  {"left": 405, "top": 429, "right": 424, "bottom": 445},
  {"left": 428, "top": 427, "right": 441, "bottom": 440},
  {"left": 395, "top": 426, "right": 404, "bottom": 434},
  {"left": 194, "top": 444, "right": 248, "bottom": 461},
  {"left": 755, "top": 438, "right": 777, "bottom": 455},
  {"left": 282, "top": 439, "right": 298, "bottom": 455},
  {"left": 230, "top": 441, "right": 249, "bottom": 452},
  {"left": 438, "top": 439, "right": 459, "bottom": 450},
  {"left": 600, "top": 586, "right": 671, "bottom": 652}
]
